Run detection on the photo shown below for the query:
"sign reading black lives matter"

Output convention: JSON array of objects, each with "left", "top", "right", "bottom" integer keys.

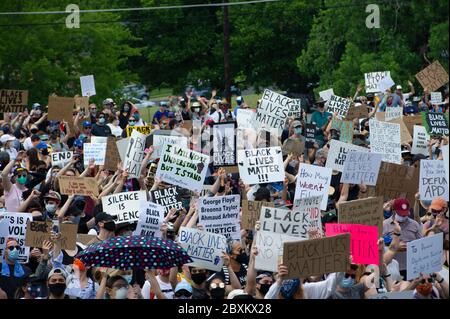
[
  {"left": 421, "top": 112, "right": 449, "bottom": 137},
  {"left": 325, "top": 95, "right": 352, "bottom": 119},
  {"left": 237, "top": 146, "right": 285, "bottom": 184},
  {"left": 305, "top": 124, "right": 316, "bottom": 148},
  {"left": 256, "top": 89, "right": 291, "bottom": 135},
  {"left": 0, "top": 89, "right": 28, "bottom": 113},
  {"left": 150, "top": 186, "right": 183, "bottom": 216},
  {"left": 212, "top": 122, "right": 236, "bottom": 167}
]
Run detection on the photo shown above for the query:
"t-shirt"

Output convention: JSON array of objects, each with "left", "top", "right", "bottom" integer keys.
[
  {"left": 141, "top": 276, "right": 174, "bottom": 299},
  {"left": 329, "top": 283, "right": 366, "bottom": 299},
  {"left": 219, "top": 264, "right": 248, "bottom": 287},
  {"left": 0, "top": 263, "right": 32, "bottom": 299},
  {"left": 4, "top": 183, "right": 24, "bottom": 212},
  {"left": 91, "top": 124, "right": 112, "bottom": 137},
  {"left": 192, "top": 287, "right": 210, "bottom": 299}
]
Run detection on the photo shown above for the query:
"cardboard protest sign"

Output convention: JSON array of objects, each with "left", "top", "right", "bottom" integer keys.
[
  {"left": 134, "top": 202, "right": 164, "bottom": 238},
  {"left": 283, "top": 234, "right": 350, "bottom": 279},
  {"left": 368, "top": 291, "right": 414, "bottom": 299},
  {"left": 237, "top": 147, "right": 284, "bottom": 184},
  {"left": 90, "top": 136, "right": 107, "bottom": 144},
  {"left": 156, "top": 144, "right": 209, "bottom": 193},
  {"left": 102, "top": 191, "right": 147, "bottom": 224},
  {"left": 0, "top": 89, "right": 28, "bottom": 113},
  {"left": 338, "top": 197, "right": 384, "bottom": 235},
  {"left": 403, "top": 115, "right": 424, "bottom": 136},
  {"left": 212, "top": 122, "right": 236, "bottom": 167},
  {"left": 421, "top": 112, "right": 449, "bottom": 137},
  {"left": 126, "top": 125, "right": 152, "bottom": 137},
  {"left": 198, "top": 195, "right": 241, "bottom": 241},
  {"left": 256, "top": 89, "right": 291, "bottom": 134},
  {"left": 292, "top": 196, "right": 323, "bottom": 239},
  {"left": 50, "top": 151, "right": 73, "bottom": 168},
  {"left": 407, "top": 233, "right": 443, "bottom": 280},
  {"left": 241, "top": 200, "right": 274, "bottom": 230},
  {"left": 341, "top": 151, "right": 382, "bottom": 186},
  {"left": 325, "top": 224, "right": 379, "bottom": 265},
  {"left": 325, "top": 95, "right": 351, "bottom": 119},
  {"left": 282, "top": 138, "right": 304, "bottom": 156},
  {"left": 385, "top": 107, "right": 403, "bottom": 122},
  {"left": 375, "top": 162, "right": 419, "bottom": 203},
  {"left": 58, "top": 176, "right": 99, "bottom": 197},
  {"left": 151, "top": 134, "right": 188, "bottom": 159},
  {"left": 83, "top": 143, "right": 107, "bottom": 166},
  {"left": 294, "top": 164, "right": 332, "bottom": 210},
  {"left": 0, "top": 213, "right": 32, "bottom": 263},
  {"left": 74, "top": 96, "right": 89, "bottom": 113},
  {"left": 305, "top": 124, "right": 317, "bottom": 148},
  {"left": 388, "top": 118, "right": 413, "bottom": 144},
  {"left": 255, "top": 231, "right": 299, "bottom": 272},
  {"left": 76, "top": 234, "right": 96, "bottom": 246},
  {"left": 419, "top": 160, "right": 449, "bottom": 201},
  {"left": 287, "top": 99, "right": 303, "bottom": 118},
  {"left": 415, "top": 60, "right": 449, "bottom": 92},
  {"left": 430, "top": 92, "right": 443, "bottom": 105},
  {"left": 237, "top": 109, "right": 256, "bottom": 129},
  {"left": 123, "top": 130, "right": 147, "bottom": 179},
  {"left": 25, "top": 221, "right": 77, "bottom": 250},
  {"left": 80, "top": 75, "right": 96, "bottom": 96},
  {"left": 150, "top": 186, "right": 183, "bottom": 216},
  {"left": 345, "top": 106, "right": 369, "bottom": 120},
  {"left": 365, "top": 71, "right": 391, "bottom": 93},
  {"left": 47, "top": 96, "right": 74, "bottom": 121},
  {"left": 374, "top": 112, "right": 385, "bottom": 122},
  {"left": 319, "top": 88, "right": 334, "bottom": 102},
  {"left": 178, "top": 227, "right": 227, "bottom": 271},
  {"left": 325, "top": 139, "right": 369, "bottom": 172},
  {"left": 103, "top": 137, "right": 121, "bottom": 171},
  {"left": 369, "top": 119, "right": 402, "bottom": 164},
  {"left": 377, "top": 75, "right": 395, "bottom": 92},
  {"left": 116, "top": 138, "right": 129, "bottom": 162}
]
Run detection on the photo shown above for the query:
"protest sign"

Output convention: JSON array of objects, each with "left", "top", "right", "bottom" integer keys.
[
  {"left": 325, "top": 139, "right": 369, "bottom": 172},
  {"left": 415, "top": 60, "right": 449, "bottom": 92},
  {"left": 116, "top": 138, "right": 129, "bottom": 162},
  {"left": 319, "top": 88, "right": 334, "bottom": 102},
  {"left": 0, "top": 89, "right": 28, "bottom": 113},
  {"left": 404, "top": 115, "right": 424, "bottom": 136},
  {"left": 90, "top": 136, "right": 107, "bottom": 144},
  {"left": 369, "top": 119, "right": 402, "bottom": 164},
  {"left": 77, "top": 234, "right": 96, "bottom": 246},
  {"left": 388, "top": 118, "right": 413, "bottom": 144},
  {"left": 305, "top": 124, "right": 317, "bottom": 148},
  {"left": 156, "top": 144, "right": 209, "bottom": 193},
  {"left": 47, "top": 96, "right": 74, "bottom": 121},
  {"left": 283, "top": 234, "right": 350, "bottom": 279},
  {"left": 377, "top": 75, "right": 395, "bottom": 92},
  {"left": 126, "top": 125, "right": 153, "bottom": 137},
  {"left": 407, "top": 233, "right": 443, "bottom": 280},
  {"left": 256, "top": 89, "right": 290, "bottom": 134},
  {"left": 74, "top": 96, "right": 89, "bottom": 113},
  {"left": 50, "top": 151, "right": 73, "bottom": 168},
  {"left": 134, "top": 202, "right": 164, "bottom": 238},
  {"left": 83, "top": 143, "right": 107, "bottom": 166},
  {"left": 375, "top": 162, "right": 419, "bottom": 204},
  {"left": 0, "top": 213, "right": 32, "bottom": 263},
  {"left": 123, "top": 130, "right": 147, "bottom": 179},
  {"left": 339, "top": 120, "right": 354, "bottom": 144},
  {"left": 241, "top": 200, "right": 274, "bottom": 230},
  {"left": 325, "top": 224, "right": 379, "bottom": 265},
  {"left": 25, "top": 221, "right": 77, "bottom": 251},
  {"left": 198, "top": 195, "right": 241, "bottom": 240},
  {"left": 341, "top": 151, "right": 382, "bottom": 186},
  {"left": 260, "top": 206, "right": 308, "bottom": 238},
  {"left": 345, "top": 106, "right": 369, "bottom": 120},
  {"left": 282, "top": 138, "right": 304, "bottom": 156},
  {"left": 325, "top": 95, "right": 351, "bottom": 119},
  {"left": 443, "top": 145, "right": 449, "bottom": 189},
  {"left": 237, "top": 109, "right": 256, "bottom": 129},
  {"left": 292, "top": 196, "right": 323, "bottom": 239},
  {"left": 295, "top": 164, "right": 332, "bottom": 210},
  {"left": 419, "top": 160, "right": 449, "bottom": 201},
  {"left": 365, "top": 71, "right": 391, "bottom": 93},
  {"left": 237, "top": 146, "right": 284, "bottom": 184},
  {"left": 255, "top": 231, "right": 299, "bottom": 272},
  {"left": 58, "top": 176, "right": 99, "bottom": 197},
  {"left": 430, "top": 92, "right": 443, "bottom": 105},
  {"left": 212, "top": 122, "right": 236, "bottom": 167},
  {"left": 102, "top": 191, "right": 147, "bottom": 224},
  {"left": 104, "top": 137, "right": 121, "bottom": 171},
  {"left": 150, "top": 186, "right": 183, "bottom": 216},
  {"left": 178, "top": 227, "right": 227, "bottom": 272},
  {"left": 151, "top": 134, "right": 188, "bottom": 159},
  {"left": 338, "top": 197, "right": 384, "bottom": 235},
  {"left": 288, "top": 99, "right": 303, "bottom": 118},
  {"left": 80, "top": 75, "right": 96, "bottom": 96},
  {"left": 368, "top": 291, "right": 414, "bottom": 299},
  {"left": 421, "top": 112, "right": 449, "bottom": 137},
  {"left": 375, "top": 112, "right": 385, "bottom": 122},
  {"left": 385, "top": 107, "right": 403, "bottom": 122}
]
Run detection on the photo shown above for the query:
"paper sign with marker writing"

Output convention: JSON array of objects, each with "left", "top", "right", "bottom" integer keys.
[
  {"left": 80, "top": 75, "right": 96, "bottom": 96},
  {"left": 419, "top": 160, "right": 449, "bottom": 201},
  {"left": 319, "top": 88, "right": 334, "bottom": 102},
  {"left": 123, "top": 130, "right": 147, "bottom": 179},
  {"left": 256, "top": 89, "right": 291, "bottom": 135},
  {"left": 407, "top": 233, "right": 443, "bottom": 280},
  {"left": 411, "top": 125, "right": 430, "bottom": 156},
  {"left": 385, "top": 107, "right": 403, "bottom": 122},
  {"left": 430, "top": 92, "right": 443, "bottom": 105},
  {"left": 369, "top": 119, "right": 402, "bottom": 164},
  {"left": 58, "top": 176, "right": 99, "bottom": 196},
  {"left": 151, "top": 134, "right": 188, "bottom": 159},
  {"left": 0, "top": 212, "right": 32, "bottom": 263},
  {"left": 341, "top": 151, "right": 382, "bottom": 186},
  {"left": 294, "top": 164, "right": 332, "bottom": 211},
  {"left": 292, "top": 196, "right": 323, "bottom": 239},
  {"left": 365, "top": 72, "right": 391, "bottom": 93},
  {"left": 150, "top": 186, "right": 183, "bottom": 216},
  {"left": 326, "top": 139, "right": 369, "bottom": 172},
  {"left": 102, "top": 191, "right": 147, "bottom": 224},
  {"left": 255, "top": 231, "right": 299, "bottom": 272},
  {"left": 325, "top": 95, "right": 351, "bottom": 120},
  {"left": 260, "top": 207, "right": 305, "bottom": 238},
  {"left": 237, "top": 146, "right": 284, "bottom": 184},
  {"left": 51, "top": 151, "right": 73, "bottom": 168},
  {"left": 83, "top": 143, "right": 107, "bottom": 166},
  {"left": 377, "top": 75, "right": 395, "bottom": 92},
  {"left": 241, "top": 200, "right": 274, "bottom": 230},
  {"left": 237, "top": 109, "right": 256, "bottom": 130},
  {"left": 134, "top": 202, "right": 164, "bottom": 238},
  {"left": 338, "top": 197, "right": 384, "bottom": 235}
]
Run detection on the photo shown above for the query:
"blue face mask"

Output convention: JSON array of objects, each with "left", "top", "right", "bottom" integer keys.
[
  {"left": 8, "top": 248, "right": 20, "bottom": 262},
  {"left": 123, "top": 275, "right": 133, "bottom": 284},
  {"left": 383, "top": 234, "right": 392, "bottom": 246},
  {"left": 98, "top": 118, "right": 106, "bottom": 124},
  {"left": 134, "top": 114, "right": 140, "bottom": 121},
  {"left": 383, "top": 210, "right": 392, "bottom": 219},
  {"left": 340, "top": 277, "right": 355, "bottom": 289},
  {"left": 294, "top": 128, "right": 302, "bottom": 135}
]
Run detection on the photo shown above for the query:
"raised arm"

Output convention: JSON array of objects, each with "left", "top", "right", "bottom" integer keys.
[{"left": 1, "top": 159, "right": 15, "bottom": 193}]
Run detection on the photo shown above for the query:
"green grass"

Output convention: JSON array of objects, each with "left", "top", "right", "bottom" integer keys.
[{"left": 150, "top": 88, "right": 173, "bottom": 99}]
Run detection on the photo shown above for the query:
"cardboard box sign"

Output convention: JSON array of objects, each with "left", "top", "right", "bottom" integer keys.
[
  {"left": 241, "top": 200, "right": 274, "bottom": 230},
  {"left": 415, "top": 61, "right": 449, "bottom": 92},
  {"left": 375, "top": 162, "right": 419, "bottom": 204},
  {"left": 25, "top": 221, "right": 77, "bottom": 250},
  {"left": 47, "top": 96, "right": 75, "bottom": 121},
  {"left": 0, "top": 89, "right": 28, "bottom": 113},
  {"left": 58, "top": 176, "right": 99, "bottom": 197}
]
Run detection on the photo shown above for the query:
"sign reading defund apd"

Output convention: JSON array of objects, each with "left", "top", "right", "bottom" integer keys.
[
  {"left": 421, "top": 112, "right": 449, "bottom": 137},
  {"left": 102, "top": 191, "right": 147, "bottom": 224},
  {"left": 156, "top": 144, "right": 209, "bottom": 193},
  {"left": 237, "top": 146, "right": 284, "bottom": 184},
  {"left": 256, "top": 89, "right": 290, "bottom": 135},
  {"left": 325, "top": 95, "right": 351, "bottom": 119},
  {"left": 198, "top": 195, "right": 241, "bottom": 241},
  {"left": 295, "top": 164, "right": 332, "bottom": 211},
  {"left": 419, "top": 160, "right": 449, "bottom": 201},
  {"left": 123, "top": 130, "right": 147, "bottom": 179},
  {"left": 0, "top": 212, "right": 32, "bottom": 263}
]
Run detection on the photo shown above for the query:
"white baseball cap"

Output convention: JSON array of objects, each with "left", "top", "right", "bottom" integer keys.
[
  {"left": 0, "top": 134, "right": 16, "bottom": 144},
  {"left": 396, "top": 85, "right": 402, "bottom": 90}
]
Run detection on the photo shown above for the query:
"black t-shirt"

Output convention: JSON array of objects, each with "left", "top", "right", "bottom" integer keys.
[
  {"left": 192, "top": 287, "right": 210, "bottom": 299},
  {"left": 91, "top": 124, "right": 112, "bottom": 137},
  {"left": 0, "top": 263, "right": 32, "bottom": 299},
  {"left": 219, "top": 264, "right": 248, "bottom": 287}
]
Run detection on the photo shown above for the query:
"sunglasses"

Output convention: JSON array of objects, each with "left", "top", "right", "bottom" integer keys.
[
  {"left": 344, "top": 273, "right": 356, "bottom": 279},
  {"left": 8, "top": 245, "right": 20, "bottom": 251},
  {"left": 175, "top": 290, "right": 192, "bottom": 298},
  {"left": 17, "top": 173, "right": 27, "bottom": 177},
  {"left": 90, "top": 108, "right": 97, "bottom": 111},
  {"left": 431, "top": 209, "right": 443, "bottom": 214},
  {"left": 210, "top": 282, "right": 225, "bottom": 289},
  {"left": 420, "top": 278, "right": 434, "bottom": 284}
]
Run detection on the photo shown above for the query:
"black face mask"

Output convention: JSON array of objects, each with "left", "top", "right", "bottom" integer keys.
[
  {"left": 48, "top": 283, "right": 66, "bottom": 296},
  {"left": 258, "top": 283, "right": 271, "bottom": 295},
  {"left": 191, "top": 273, "right": 207, "bottom": 285},
  {"left": 210, "top": 288, "right": 225, "bottom": 299},
  {"left": 103, "top": 222, "right": 116, "bottom": 232},
  {"left": 235, "top": 252, "right": 249, "bottom": 265}
]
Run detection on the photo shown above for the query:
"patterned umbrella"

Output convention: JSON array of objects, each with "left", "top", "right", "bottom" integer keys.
[{"left": 76, "top": 235, "right": 192, "bottom": 270}]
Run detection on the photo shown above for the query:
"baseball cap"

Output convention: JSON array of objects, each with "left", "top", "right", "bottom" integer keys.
[
  {"left": 159, "top": 101, "right": 169, "bottom": 107},
  {"left": 103, "top": 98, "right": 114, "bottom": 105},
  {"left": 393, "top": 198, "right": 410, "bottom": 216},
  {"left": 82, "top": 121, "right": 92, "bottom": 128},
  {"left": 174, "top": 281, "right": 193, "bottom": 294},
  {"left": 430, "top": 197, "right": 448, "bottom": 211},
  {"left": 396, "top": 85, "right": 402, "bottom": 90},
  {"left": 292, "top": 120, "right": 302, "bottom": 128},
  {"left": 44, "top": 191, "right": 61, "bottom": 203},
  {"left": 95, "top": 212, "right": 115, "bottom": 225},
  {"left": 256, "top": 272, "right": 273, "bottom": 281},
  {"left": 0, "top": 134, "right": 16, "bottom": 144},
  {"left": 227, "top": 289, "right": 249, "bottom": 299},
  {"left": 36, "top": 142, "right": 48, "bottom": 150},
  {"left": 48, "top": 268, "right": 68, "bottom": 281}
]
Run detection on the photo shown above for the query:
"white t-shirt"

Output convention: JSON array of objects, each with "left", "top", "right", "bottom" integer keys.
[
  {"left": 107, "top": 123, "right": 123, "bottom": 137},
  {"left": 141, "top": 276, "right": 174, "bottom": 299},
  {"left": 23, "top": 137, "right": 34, "bottom": 151}
]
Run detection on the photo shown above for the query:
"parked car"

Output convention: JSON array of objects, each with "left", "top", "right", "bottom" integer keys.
[
  {"left": 120, "top": 84, "right": 150, "bottom": 100},
  {"left": 129, "top": 97, "right": 156, "bottom": 109}
]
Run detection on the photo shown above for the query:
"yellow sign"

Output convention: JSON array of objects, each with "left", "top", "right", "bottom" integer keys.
[{"left": 126, "top": 125, "right": 153, "bottom": 137}]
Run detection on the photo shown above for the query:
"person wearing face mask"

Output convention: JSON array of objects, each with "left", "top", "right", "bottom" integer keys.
[
  {"left": 0, "top": 238, "right": 32, "bottom": 299},
  {"left": 190, "top": 101, "right": 203, "bottom": 120},
  {"left": 118, "top": 101, "right": 135, "bottom": 129},
  {"left": 153, "top": 101, "right": 170, "bottom": 125},
  {"left": 219, "top": 241, "right": 248, "bottom": 287},
  {"left": 91, "top": 113, "right": 112, "bottom": 137},
  {"left": 142, "top": 267, "right": 176, "bottom": 299},
  {"left": 87, "top": 213, "right": 116, "bottom": 245},
  {"left": 65, "top": 258, "right": 98, "bottom": 299},
  {"left": 413, "top": 274, "right": 447, "bottom": 299},
  {"left": 47, "top": 268, "right": 76, "bottom": 299},
  {"left": 329, "top": 264, "right": 374, "bottom": 299},
  {"left": 254, "top": 273, "right": 274, "bottom": 299},
  {"left": 2, "top": 161, "right": 29, "bottom": 212},
  {"left": 422, "top": 197, "right": 449, "bottom": 239},
  {"left": 1, "top": 134, "right": 18, "bottom": 160},
  {"left": 88, "top": 104, "right": 98, "bottom": 124},
  {"left": 188, "top": 267, "right": 210, "bottom": 299},
  {"left": 42, "top": 191, "right": 61, "bottom": 221},
  {"left": 207, "top": 275, "right": 227, "bottom": 299}
]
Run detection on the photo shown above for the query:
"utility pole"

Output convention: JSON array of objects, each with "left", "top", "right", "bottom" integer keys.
[{"left": 223, "top": 1, "right": 231, "bottom": 103}]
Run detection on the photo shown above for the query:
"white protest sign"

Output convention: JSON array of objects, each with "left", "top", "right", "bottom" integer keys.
[
  {"left": 407, "top": 233, "right": 443, "bottom": 280},
  {"left": 341, "top": 151, "right": 382, "bottom": 186},
  {"left": 260, "top": 207, "right": 304, "bottom": 237},
  {"left": 134, "top": 201, "right": 164, "bottom": 238},
  {"left": 83, "top": 143, "right": 107, "bottom": 166},
  {"left": 319, "top": 88, "right": 334, "bottom": 102},
  {"left": 295, "top": 164, "right": 332, "bottom": 211},
  {"left": 237, "top": 146, "right": 284, "bottom": 184},
  {"left": 419, "top": 160, "right": 449, "bottom": 201},
  {"left": 101, "top": 191, "right": 147, "bottom": 224},
  {"left": 325, "top": 139, "right": 369, "bottom": 172},
  {"left": 116, "top": 138, "right": 129, "bottom": 162},
  {"left": 151, "top": 134, "right": 188, "bottom": 159},
  {"left": 292, "top": 195, "right": 323, "bottom": 239},
  {"left": 325, "top": 95, "right": 351, "bottom": 119},
  {"left": 51, "top": 151, "right": 73, "bottom": 167},
  {"left": 288, "top": 99, "right": 303, "bottom": 118},
  {"left": 212, "top": 122, "right": 236, "bottom": 167},
  {"left": 123, "top": 130, "right": 147, "bottom": 179},
  {"left": 178, "top": 227, "right": 227, "bottom": 272},
  {"left": 377, "top": 75, "right": 395, "bottom": 92},
  {"left": 80, "top": 75, "right": 96, "bottom": 97},
  {"left": 442, "top": 145, "right": 449, "bottom": 188},
  {"left": 385, "top": 107, "right": 403, "bottom": 122},
  {"left": 198, "top": 195, "right": 241, "bottom": 240},
  {"left": 368, "top": 291, "right": 414, "bottom": 299},
  {"left": 365, "top": 71, "right": 391, "bottom": 93},
  {"left": 91, "top": 136, "right": 107, "bottom": 144},
  {"left": 369, "top": 119, "right": 402, "bottom": 164},
  {"left": 256, "top": 89, "right": 291, "bottom": 135},
  {"left": 0, "top": 212, "right": 32, "bottom": 263},
  {"left": 411, "top": 125, "right": 430, "bottom": 156},
  {"left": 255, "top": 231, "right": 299, "bottom": 272},
  {"left": 156, "top": 144, "right": 209, "bottom": 193},
  {"left": 237, "top": 109, "right": 256, "bottom": 130},
  {"left": 430, "top": 92, "right": 443, "bottom": 105}
]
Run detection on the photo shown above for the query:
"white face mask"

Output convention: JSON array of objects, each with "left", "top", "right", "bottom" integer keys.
[
  {"left": 46, "top": 203, "right": 57, "bottom": 213},
  {"left": 115, "top": 287, "right": 128, "bottom": 299}
]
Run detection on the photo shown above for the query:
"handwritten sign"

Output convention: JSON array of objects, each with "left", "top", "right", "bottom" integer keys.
[
  {"left": 151, "top": 134, "right": 188, "bottom": 159},
  {"left": 260, "top": 207, "right": 306, "bottom": 238},
  {"left": 341, "top": 151, "right": 382, "bottom": 186},
  {"left": 0, "top": 89, "right": 28, "bottom": 113},
  {"left": 150, "top": 186, "right": 183, "bottom": 216},
  {"left": 365, "top": 72, "right": 391, "bottom": 93},
  {"left": 419, "top": 160, "right": 449, "bottom": 201},
  {"left": 237, "top": 146, "right": 284, "bottom": 184},
  {"left": 421, "top": 112, "right": 449, "bottom": 137},
  {"left": 326, "top": 139, "right": 369, "bottom": 172},
  {"left": 346, "top": 106, "right": 369, "bottom": 120},
  {"left": 256, "top": 89, "right": 290, "bottom": 134},
  {"left": 48, "top": 96, "right": 74, "bottom": 121},
  {"left": 305, "top": 124, "right": 317, "bottom": 148},
  {"left": 415, "top": 61, "right": 449, "bottom": 92},
  {"left": 104, "top": 137, "right": 121, "bottom": 171},
  {"left": 385, "top": 107, "right": 403, "bottom": 122},
  {"left": 0, "top": 212, "right": 32, "bottom": 263},
  {"left": 407, "top": 233, "right": 443, "bottom": 280},
  {"left": 377, "top": 75, "right": 395, "bottom": 92},
  {"left": 369, "top": 119, "right": 402, "bottom": 164},
  {"left": 212, "top": 122, "right": 236, "bottom": 167},
  {"left": 58, "top": 176, "right": 99, "bottom": 197},
  {"left": 241, "top": 200, "right": 274, "bottom": 230},
  {"left": 134, "top": 202, "right": 164, "bottom": 238},
  {"left": 411, "top": 125, "right": 430, "bottom": 156},
  {"left": 295, "top": 164, "right": 332, "bottom": 211},
  {"left": 430, "top": 92, "right": 443, "bottom": 105},
  {"left": 237, "top": 109, "right": 256, "bottom": 130},
  {"left": 102, "top": 191, "right": 146, "bottom": 224},
  {"left": 80, "top": 75, "right": 96, "bottom": 96},
  {"left": 123, "top": 130, "right": 147, "bottom": 179},
  {"left": 255, "top": 231, "right": 299, "bottom": 272},
  {"left": 338, "top": 197, "right": 384, "bottom": 235},
  {"left": 325, "top": 95, "right": 351, "bottom": 119},
  {"left": 319, "top": 88, "right": 334, "bottom": 102},
  {"left": 51, "top": 151, "right": 73, "bottom": 168},
  {"left": 83, "top": 143, "right": 107, "bottom": 166},
  {"left": 25, "top": 221, "right": 77, "bottom": 250},
  {"left": 292, "top": 196, "right": 323, "bottom": 239},
  {"left": 375, "top": 162, "right": 419, "bottom": 204},
  {"left": 126, "top": 125, "right": 153, "bottom": 137}
]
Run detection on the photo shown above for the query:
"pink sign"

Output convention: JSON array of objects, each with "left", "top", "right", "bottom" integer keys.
[{"left": 325, "top": 223, "right": 379, "bottom": 265}]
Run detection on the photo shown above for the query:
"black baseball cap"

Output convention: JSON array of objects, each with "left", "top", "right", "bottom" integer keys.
[{"left": 94, "top": 212, "right": 114, "bottom": 225}]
